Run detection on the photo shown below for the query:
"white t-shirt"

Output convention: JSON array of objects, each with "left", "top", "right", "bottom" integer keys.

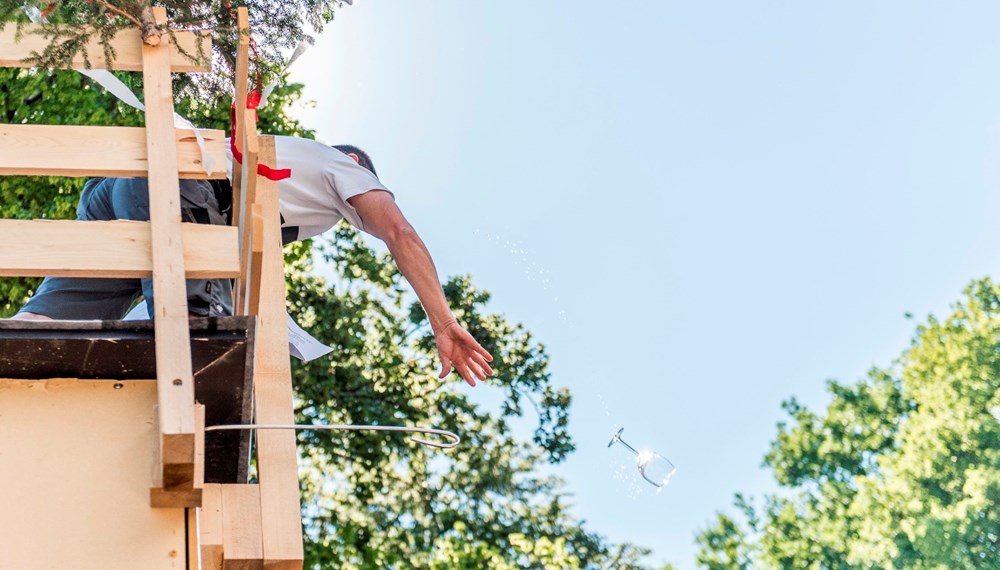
[{"left": 226, "top": 136, "right": 390, "bottom": 242}]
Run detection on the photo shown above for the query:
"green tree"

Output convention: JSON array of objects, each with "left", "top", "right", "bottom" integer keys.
[
  {"left": 286, "top": 230, "right": 654, "bottom": 569},
  {"left": 696, "top": 278, "right": 1000, "bottom": 569},
  {"left": 0, "top": 66, "right": 311, "bottom": 315},
  {"left": 1, "top": 0, "right": 350, "bottom": 95},
  {"left": 0, "top": 66, "right": 659, "bottom": 567}
]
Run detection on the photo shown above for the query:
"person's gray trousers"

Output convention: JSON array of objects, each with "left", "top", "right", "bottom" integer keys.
[{"left": 19, "top": 177, "right": 234, "bottom": 320}]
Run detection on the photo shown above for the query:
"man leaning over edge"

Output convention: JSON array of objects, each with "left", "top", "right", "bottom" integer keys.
[{"left": 13, "top": 137, "right": 494, "bottom": 387}]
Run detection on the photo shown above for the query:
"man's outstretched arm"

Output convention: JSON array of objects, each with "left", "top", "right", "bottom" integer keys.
[{"left": 347, "top": 190, "right": 494, "bottom": 386}]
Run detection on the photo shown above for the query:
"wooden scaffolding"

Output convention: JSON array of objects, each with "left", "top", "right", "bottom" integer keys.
[{"left": 0, "top": 8, "right": 303, "bottom": 569}]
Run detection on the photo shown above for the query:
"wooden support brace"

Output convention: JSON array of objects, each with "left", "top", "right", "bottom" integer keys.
[
  {"left": 229, "top": 7, "right": 251, "bottom": 240},
  {"left": 143, "top": 6, "right": 199, "bottom": 507},
  {"left": 201, "top": 484, "right": 225, "bottom": 570},
  {"left": 0, "top": 124, "right": 226, "bottom": 179},
  {"left": 248, "top": 204, "right": 265, "bottom": 316},
  {"left": 0, "top": 24, "right": 210, "bottom": 72},
  {"left": 234, "top": 112, "right": 260, "bottom": 316},
  {"left": 253, "top": 136, "right": 304, "bottom": 568},
  {"left": 150, "top": 404, "right": 205, "bottom": 508},
  {"left": 0, "top": 220, "right": 238, "bottom": 278},
  {"left": 222, "top": 485, "right": 265, "bottom": 570}
]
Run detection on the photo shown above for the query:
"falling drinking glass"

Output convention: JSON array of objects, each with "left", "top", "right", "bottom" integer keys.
[{"left": 608, "top": 428, "right": 677, "bottom": 488}]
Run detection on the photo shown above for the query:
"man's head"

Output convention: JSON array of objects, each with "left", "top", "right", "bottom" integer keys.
[{"left": 333, "top": 144, "right": 377, "bottom": 177}]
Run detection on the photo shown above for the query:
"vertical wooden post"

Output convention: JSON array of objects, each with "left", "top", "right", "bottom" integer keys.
[
  {"left": 143, "top": 6, "right": 201, "bottom": 507},
  {"left": 235, "top": 114, "right": 260, "bottom": 316},
  {"left": 254, "top": 136, "right": 304, "bottom": 568},
  {"left": 231, "top": 7, "right": 251, "bottom": 315}
]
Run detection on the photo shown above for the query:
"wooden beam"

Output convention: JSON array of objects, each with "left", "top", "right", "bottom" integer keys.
[
  {"left": 230, "top": 7, "right": 251, "bottom": 238},
  {"left": 222, "top": 485, "right": 265, "bottom": 570},
  {"left": 234, "top": 114, "right": 260, "bottom": 316},
  {"left": 0, "top": 24, "right": 210, "bottom": 72},
  {"left": 200, "top": 484, "right": 225, "bottom": 570},
  {"left": 0, "top": 124, "right": 227, "bottom": 179},
  {"left": 143, "top": 6, "right": 199, "bottom": 507},
  {"left": 0, "top": 220, "right": 238, "bottom": 278},
  {"left": 150, "top": 403, "right": 205, "bottom": 508},
  {"left": 248, "top": 204, "right": 265, "bottom": 316},
  {"left": 253, "top": 136, "right": 304, "bottom": 568}
]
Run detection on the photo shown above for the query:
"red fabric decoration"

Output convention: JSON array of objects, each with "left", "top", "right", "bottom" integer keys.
[{"left": 229, "top": 91, "right": 291, "bottom": 181}]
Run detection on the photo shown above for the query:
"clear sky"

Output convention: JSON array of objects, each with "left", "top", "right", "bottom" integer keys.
[{"left": 288, "top": 2, "right": 1000, "bottom": 567}]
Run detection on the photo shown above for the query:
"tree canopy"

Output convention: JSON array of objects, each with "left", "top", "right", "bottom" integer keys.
[
  {"left": 696, "top": 278, "right": 1000, "bottom": 568},
  {"left": 0, "top": 62, "right": 662, "bottom": 568},
  {"left": 1, "top": 0, "right": 348, "bottom": 96}
]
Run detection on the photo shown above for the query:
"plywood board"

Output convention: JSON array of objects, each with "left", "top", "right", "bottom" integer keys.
[
  {"left": 0, "top": 24, "right": 210, "bottom": 72},
  {"left": 0, "top": 124, "right": 227, "bottom": 179},
  {"left": 0, "top": 318, "right": 256, "bottom": 484},
  {"left": 0, "top": 219, "right": 238, "bottom": 278},
  {"left": 0, "top": 379, "right": 186, "bottom": 569}
]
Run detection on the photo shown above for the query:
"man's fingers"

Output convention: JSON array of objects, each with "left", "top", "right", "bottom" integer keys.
[
  {"left": 459, "top": 364, "right": 477, "bottom": 387},
  {"left": 466, "top": 360, "right": 487, "bottom": 381},
  {"left": 480, "top": 347, "right": 494, "bottom": 362},
  {"left": 470, "top": 352, "right": 494, "bottom": 376},
  {"left": 438, "top": 354, "right": 452, "bottom": 379}
]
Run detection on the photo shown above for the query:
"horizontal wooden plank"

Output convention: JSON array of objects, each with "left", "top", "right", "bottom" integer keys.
[
  {"left": 0, "top": 220, "right": 238, "bottom": 278},
  {"left": 0, "top": 124, "right": 227, "bottom": 179},
  {"left": 0, "top": 24, "right": 210, "bottom": 72}
]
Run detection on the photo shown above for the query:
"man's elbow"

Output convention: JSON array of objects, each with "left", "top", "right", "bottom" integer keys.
[{"left": 381, "top": 222, "right": 421, "bottom": 248}]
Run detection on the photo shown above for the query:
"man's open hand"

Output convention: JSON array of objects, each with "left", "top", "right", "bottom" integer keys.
[{"left": 435, "top": 321, "right": 494, "bottom": 386}]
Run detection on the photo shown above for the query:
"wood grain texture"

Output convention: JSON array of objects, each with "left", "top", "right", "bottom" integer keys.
[
  {"left": 222, "top": 485, "right": 264, "bottom": 570},
  {"left": 0, "top": 124, "right": 227, "bottom": 179},
  {"left": 201, "top": 484, "right": 226, "bottom": 570},
  {"left": 253, "top": 137, "right": 304, "bottom": 567},
  {"left": 234, "top": 113, "right": 260, "bottom": 316},
  {"left": 0, "top": 220, "right": 238, "bottom": 278},
  {"left": 230, "top": 6, "right": 251, "bottom": 244},
  {"left": 0, "top": 24, "right": 210, "bottom": 72},
  {"left": 0, "top": 380, "right": 186, "bottom": 569},
  {"left": 143, "top": 7, "right": 198, "bottom": 505},
  {"left": 248, "top": 204, "right": 264, "bottom": 316}
]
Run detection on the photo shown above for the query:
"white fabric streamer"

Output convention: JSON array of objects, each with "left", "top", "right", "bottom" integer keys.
[
  {"left": 258, "top": 35, "right": 316, "bottom": 109},
  {"left": 75, "top": 69, "right": 217, "bottom": 175}
]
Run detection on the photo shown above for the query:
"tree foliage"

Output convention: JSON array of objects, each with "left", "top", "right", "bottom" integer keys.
[
  {"left": 0, "top": 62, "right": 657, "bottom": 567},
  {"left": 696, "top": 278, "right": 1000, "bottom": 568},
  {"left": 285, "top": 230, "right": 656, "bottom": 568},
  {"left": 1, "top": 0, "right": 350, "bottom": 96},
  {"left": 0, "top": 65, "right": 311, "bottom": 315}
]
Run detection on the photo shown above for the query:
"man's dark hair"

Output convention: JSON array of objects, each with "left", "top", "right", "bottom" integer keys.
[{"left": 333, "top": 144, "right": 377, "bottom": 177}]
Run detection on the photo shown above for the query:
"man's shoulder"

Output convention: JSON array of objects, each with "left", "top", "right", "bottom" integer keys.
[{"left": 273, "top": 135, "right": 329, "bottom": 150}]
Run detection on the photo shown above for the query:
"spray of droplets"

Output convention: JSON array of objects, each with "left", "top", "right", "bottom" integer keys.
[{"left": 474, "top": 230, "right": 568, "bottom": 322}]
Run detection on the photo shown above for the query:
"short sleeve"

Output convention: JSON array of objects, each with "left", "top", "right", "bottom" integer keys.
[{"left": 322, "top": 151, "right": 392, "bottom": 231}]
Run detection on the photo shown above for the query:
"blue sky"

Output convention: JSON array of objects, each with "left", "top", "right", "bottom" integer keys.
[{"left": 289, "top": 2, "right": 1000, "bottom": 567}]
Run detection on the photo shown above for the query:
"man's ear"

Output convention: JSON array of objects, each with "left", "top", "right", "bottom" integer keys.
[{"left": 347, "top": 153, "right": 360, "bottom": 164}]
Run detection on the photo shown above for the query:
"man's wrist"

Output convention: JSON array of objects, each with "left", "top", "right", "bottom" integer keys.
[{"left": 430, "top": 314, "right": 457, "bottom": 334}]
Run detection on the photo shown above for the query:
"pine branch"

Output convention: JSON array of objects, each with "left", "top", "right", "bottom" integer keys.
[{"left": 136, "top": 3, "right": 159, "bottom": 46}]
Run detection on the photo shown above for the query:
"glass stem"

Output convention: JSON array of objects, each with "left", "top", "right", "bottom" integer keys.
[{"left": 616, "top": 437, "right": 640, "bottom": 457}]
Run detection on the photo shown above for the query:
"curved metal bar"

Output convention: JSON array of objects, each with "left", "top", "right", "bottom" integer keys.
[{"left": 205, "top": 423, "right": 461, "bottom": 449}]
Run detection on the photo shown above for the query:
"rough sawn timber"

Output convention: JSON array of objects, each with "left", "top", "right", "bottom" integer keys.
[
  {"left": 0, "top": 219, "right": 238, "bottom": 278},
  {"left": 0, "top": 23, "right": 210, "bottom": 72},
  {"left": 0, "top": 124, "right": 227, "bottom": 179}
]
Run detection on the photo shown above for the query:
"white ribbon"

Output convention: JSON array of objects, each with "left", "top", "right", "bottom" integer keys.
[{"left": 258, "top": 35, "right": 315, "bottom": 109}]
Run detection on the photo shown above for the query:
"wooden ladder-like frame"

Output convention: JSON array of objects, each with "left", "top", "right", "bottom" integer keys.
[
  {"left": 197, "top": 8, "right": 305, "bottom": 569},
  {"left": 0, "top": 7, "right": 304, "bottom": 568}
]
